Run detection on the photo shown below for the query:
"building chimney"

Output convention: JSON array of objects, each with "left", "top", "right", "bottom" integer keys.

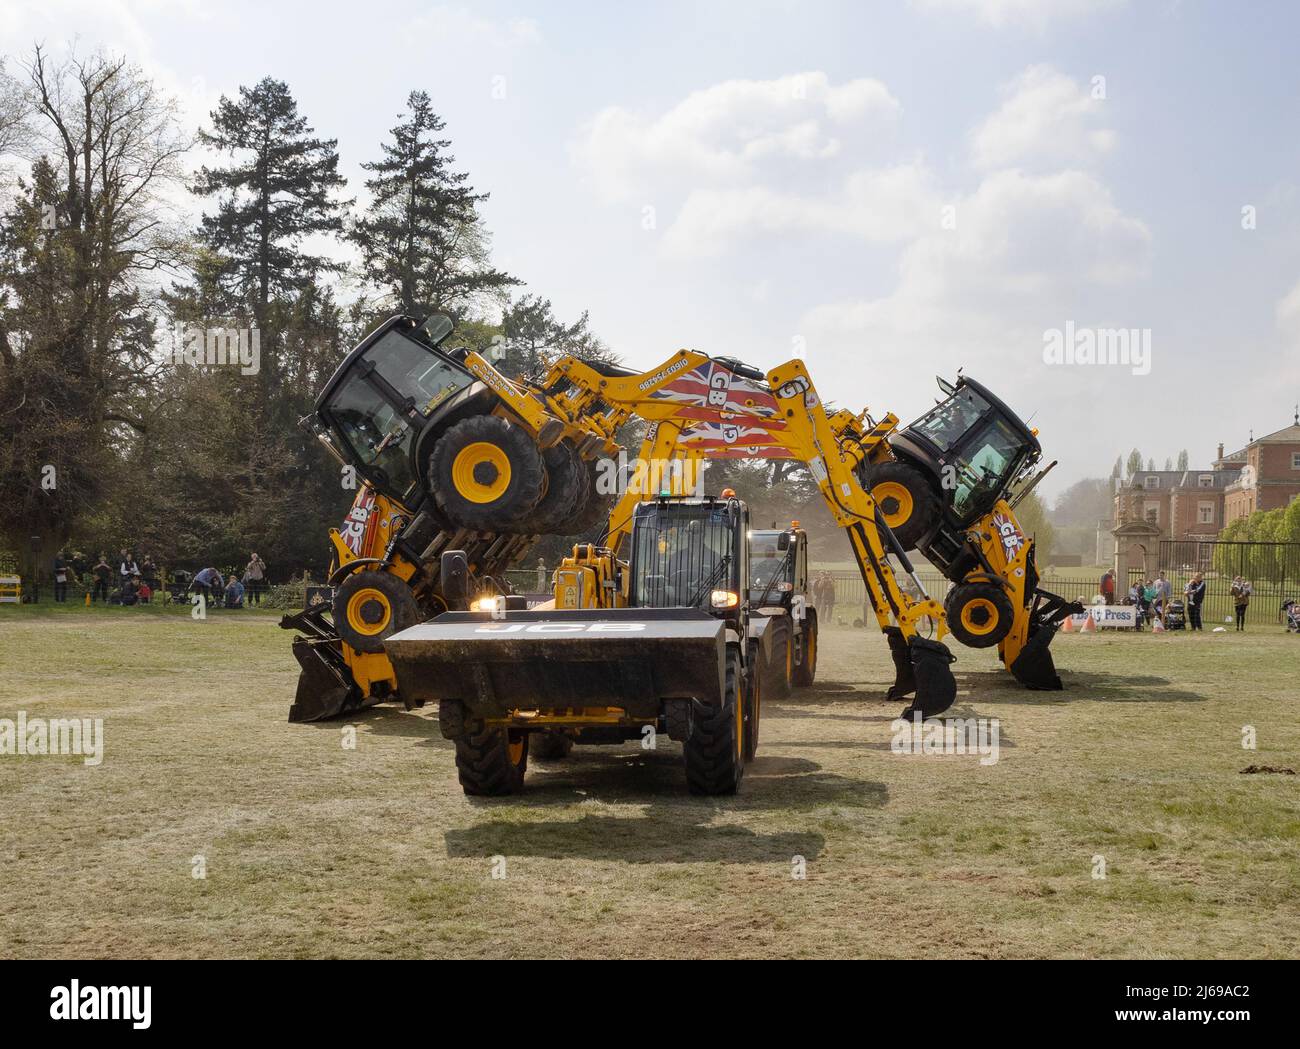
[{"left": 1217, "top": 442, "right": 1224, "bottom": 461}]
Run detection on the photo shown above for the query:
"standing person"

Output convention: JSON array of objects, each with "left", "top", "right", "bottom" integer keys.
[
  {"left": 1100, "top": 568, "right": 1116, "bottom": 605},
  {"left": 1230, "top": 576, "right": 1252, "bottom": 632},
  {"left": 1185, "top": 573, "right": 1207, "bottom": 632},
  {"left": 821, "top": 573, "right": 836, "bottom": 625},
  {"left": 140, "top": 554, "right": 159, "bottom": 591},
  {"left": 52, "top": 551, "right": 70, "bottom": 602},
  {"left": 119, "top": 548, "right": 139, "bottom": 583},
  {"left": 243, "top": 552, "right": 266, "bottom": 606},
  {"left": 1153, "top": 570, "right": 1172, "bottom": 609},
  {"left": 91, "top": 554, "right": 113, "bottom": 603}
]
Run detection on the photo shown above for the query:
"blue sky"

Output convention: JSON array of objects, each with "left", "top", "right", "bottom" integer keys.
[{"left": 4, "top": 0, "right": 1299, "bottom": 498}]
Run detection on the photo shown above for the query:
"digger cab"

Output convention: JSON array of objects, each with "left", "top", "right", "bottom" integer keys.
[
  {"left": 747, "top": 527, "right": 804, "bottom": 609},
  {"left": 891, "top": 375, "right": 1041, "bottom": 530},
  {"left": 627, "top": 495, "right": 748, "bottom": 622},
  {"left": 304, "top": 314, "right": 484, "bottom": 506}
]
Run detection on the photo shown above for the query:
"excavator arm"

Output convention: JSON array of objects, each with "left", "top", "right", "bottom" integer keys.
[{"left": 535, "top": 349, "right": 958, "bottom": 716}]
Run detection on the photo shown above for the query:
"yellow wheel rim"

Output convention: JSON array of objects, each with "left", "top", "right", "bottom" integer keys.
[
  {"left": 873, "top": 481, "right": 914, "bottom": 530},
  {"left": 806, "top": 628, "right": 816, "bottom": 669},
  {"left": 452, "top": 442, "right": 512, "bottom": 504},
  {"left": 346, "top": 587, "right": 391, "bottom": 637},
  {"left": 785, "top": 637, "right": 793, "bottom": 679},
  {"left": 735, "top": 677, "right": 745, "bottom": 763},
  {"left": 507, "top": 734, "right": 525, "bottom": 766},
  {"left": 960, "top": 597, "right": 1000, "bottom": 636}
]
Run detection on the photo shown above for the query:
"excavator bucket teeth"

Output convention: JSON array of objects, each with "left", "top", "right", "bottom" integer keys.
[
  {"left": 1009, "top": 624, "right": 1064, "bottom": 691},
  {"left": 883, "top": 626, "right": 916, "bottom": 700},
  {"left": 287, "top": 637, "right": 360, "bottom": 722},
  {"left": 899, "top": 636, "right": 957, "bottom": 719}
]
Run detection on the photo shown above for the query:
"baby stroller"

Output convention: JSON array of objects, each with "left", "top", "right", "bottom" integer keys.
[
  {"left": 1164, "top": 599, "right": 1186, "bottom": 631},
  {"left": 1282, "top": 599, "right": 1300, "bottom": 634}
]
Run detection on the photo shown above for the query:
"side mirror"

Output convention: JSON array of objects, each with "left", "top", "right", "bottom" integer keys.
[
  {"left": 441, "top": 550, "right": 470, "bottom": 610},
  {"left": 777, "top": 532, "right": 791, "bottom": 551}
]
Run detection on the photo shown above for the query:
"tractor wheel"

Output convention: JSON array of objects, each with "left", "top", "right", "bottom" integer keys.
[
  {"left": 428, "top": 415, "right": 545, "bottom": 532},
  {"left": 526, "top": 440, "right": 590, "bottom": 534},
  {"left": 567, "top": 458, "right": 615, "bottom": 538},
  {"left": 530, "top": 731, "right": 574, "bottom": 761},
  {"left": 792, "top": 610, "right": 818, "bottom": 686},
  {"left": 767, "top": 616, "right": 793, "bottom": 700},
  {"left": 945, "top": 582, "right": 1014, "bottom": 649},
  {"left": 743, "top": 645, "right": 762, "bottom": 763},
  {"left": 868, "top": 461, "right": 940, "bottom": 550},
  {"left": 454, "top": 723, "right": 530, "bottom": 796},
  {"left": 333, "top": 569, "right": 421, "bottom": 655},
  {"left": 683, "top": 648, "right": 745, "bottom": 795}
]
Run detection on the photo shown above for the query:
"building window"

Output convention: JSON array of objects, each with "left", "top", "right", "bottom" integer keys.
[
  {"left": 1198, "top": 502, "right": 1215, "bottom": 524},
  {"left": 1144, "top": 502, "right": 1160, "bottom": 524},
  {"left": 1292, "top": 452, "right": 1300, "bottom": 470},
  {"left": 1198, "top": 474, "right": 1214, "bottom": 488},
  {"left": 1144, "top": 476, "right": 1160, "bottom": 489}
]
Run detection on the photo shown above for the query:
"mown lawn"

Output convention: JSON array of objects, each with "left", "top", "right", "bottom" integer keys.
[{"left": 0, "top": 604, "right": 1297, "bottom": 958}]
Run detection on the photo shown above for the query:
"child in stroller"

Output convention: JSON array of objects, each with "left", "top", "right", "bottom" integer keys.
[
  {"left": 1165, "top": 598, "right": 1186, "bottom": 631},
  {"left": 1283, "top": 599, "right": 1300, "bottom": 633}
]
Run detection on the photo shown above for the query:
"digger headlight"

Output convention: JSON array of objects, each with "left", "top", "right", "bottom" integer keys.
[
  {"left": 472, "top": 595, "right": 508, "bottom": 619},
  {"left": 711, "top": 590, "right": 739, "bottom": 609}
]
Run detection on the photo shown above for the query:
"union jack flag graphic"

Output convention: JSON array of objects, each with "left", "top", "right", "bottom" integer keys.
[
  {"left": 649, "top": 361, "right": 780, "bottom": 421},
  {"left": 677, "top": 421, "right": 795, "bottom": 459}
]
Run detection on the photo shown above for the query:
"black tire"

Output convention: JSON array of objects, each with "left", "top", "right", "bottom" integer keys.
[
  {"left": 526, "top": 440, "right": 590, "bottom": 534},
  {"left": 945, "top": 582, "right": 1014, "bottom": 649},
  {"left": 683, "top": 648, "right": 745, "bottom": 795},
  {"left": 332, "top": 569, "right": 421, "bottom": 655},
  {"left": 454, "top": 723, "right": 529, "bottom": 796},
  {"left": 767, "top": 616, "right": 793, "bottom": 700},
  {"left": 866, "top": 460, "right": 941, "bottom": 551},
  {"left": 743, "top": 644, "right": 762, "bottom": 763},
  {"left": 792, "top": 609, "right": 818, "bottom": 686},
  {"left": 567, "top": 458, "right": 615, "bottom": 538},
  {"left": 428, "top": 415, "right": 545, "bottom": 532},
  {"left": 530, "top": 730, "right": 573, "bottom": 761}
]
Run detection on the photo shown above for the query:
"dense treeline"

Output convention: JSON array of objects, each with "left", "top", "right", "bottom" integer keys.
[{"left": 0, "top": 45, "right": 837, "bottom": 582}]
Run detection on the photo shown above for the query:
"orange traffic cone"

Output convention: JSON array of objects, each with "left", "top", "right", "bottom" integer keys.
[
  {"left": 1061, "top": 614, "right": 1075, "bottom": 632},
  {"left": 1079, "top": 613, "right": 1097, "bottom": 633}
]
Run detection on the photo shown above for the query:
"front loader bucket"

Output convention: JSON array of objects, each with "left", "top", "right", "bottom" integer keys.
[
  {"left": 384, "top": 608, "right": 726, "bottom": 720},
  {"left": 899, "top": 636, "right": 958, "bottom": 719},
  {"left": 1009, "top": 623, "right": 1064, "bottom": 691},
  {"left": 288, "top": 637, "right": 361, "bottom": 722}
]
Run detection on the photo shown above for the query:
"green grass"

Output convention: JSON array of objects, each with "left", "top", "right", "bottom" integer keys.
[{"left": 1, "top": 604, "right": 1297, "bottom": 958}]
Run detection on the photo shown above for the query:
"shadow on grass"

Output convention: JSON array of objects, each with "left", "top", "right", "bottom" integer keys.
[
  {"left": 968, "top": 669, "right": 1206, "bottom": 705},
  {"left": 443, "top": 750, "right": 886, "bottom": 863}
]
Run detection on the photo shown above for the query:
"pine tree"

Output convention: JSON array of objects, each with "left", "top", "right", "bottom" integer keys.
[
  {"left": 352, "top": 90, "right": 516, "bottom": 316},
  {"left": 192, "top": 77, "right": 349, "bottom": 318},
  {"left": 1177, "top": 449, "right": 1189, "bottom": 471},
  {"left": 1126, "top": 449, "right": 1143, "bottom": 476},
  {"left": 1111, "top": 456, "right": 1123, "bottom": 479},
  {"left": 498, "top": 294, "right": 614, "bottom": 381}
]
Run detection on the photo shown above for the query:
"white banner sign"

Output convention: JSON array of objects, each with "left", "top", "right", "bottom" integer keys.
[{"left": 1069, "top": 605, "right": 1137, "bottom": 629}]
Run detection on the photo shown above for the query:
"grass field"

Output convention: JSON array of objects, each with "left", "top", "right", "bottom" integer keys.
[{"left": 1, "top": 604, "right": 1298, "bottom": 959}]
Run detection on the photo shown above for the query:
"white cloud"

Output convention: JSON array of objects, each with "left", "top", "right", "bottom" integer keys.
[
  {"left": 970, "top": 65, "right": 1114, "bottom": 170},
  {"left": 571, "top": 72, "right": 899, "bottom": 203},
  {"left": 408, "top": 6, "right": 541, "bottom": 50},
  {"left": 663, "top": 161, "right": 941, "bottom": 257},
  {"left": 911, "top": 0, "right": 1126, "bottom": 30}
]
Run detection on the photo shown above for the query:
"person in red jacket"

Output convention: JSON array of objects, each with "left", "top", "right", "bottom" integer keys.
[{"left": 1100, "top": 569, "right": 1116, "bottom": 604}]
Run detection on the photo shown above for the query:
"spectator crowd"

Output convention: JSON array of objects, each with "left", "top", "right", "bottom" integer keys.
[{"left": 46, "top": 549, "right": 270, "bottom": 610}]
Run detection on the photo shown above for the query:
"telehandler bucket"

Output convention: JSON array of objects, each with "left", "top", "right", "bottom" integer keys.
[
  {"left": 883, "top": 626, "right": 958, "bottom": 718},
  {"left": 384, "top": 608, "right": 726, "bottom": 720}
]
